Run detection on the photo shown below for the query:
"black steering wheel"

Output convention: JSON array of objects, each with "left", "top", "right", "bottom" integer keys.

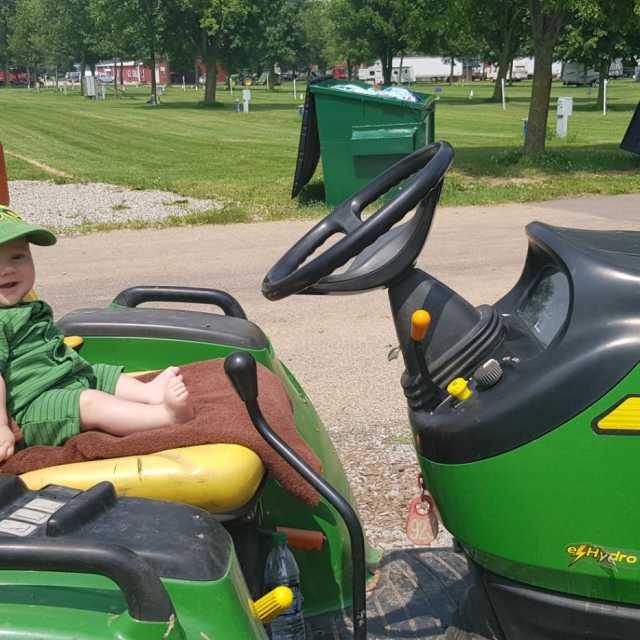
[{"left": 262, "top": 141, "right": 454, "bottom": 301}]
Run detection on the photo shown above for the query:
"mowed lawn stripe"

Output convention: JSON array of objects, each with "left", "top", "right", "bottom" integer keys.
[{"left": 1, "top": 80, "right": 639, "bottom": 222}]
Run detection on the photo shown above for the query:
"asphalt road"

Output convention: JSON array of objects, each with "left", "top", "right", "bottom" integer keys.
[{"left": 29, "top": 192, "right": 640, "bottom": 547}]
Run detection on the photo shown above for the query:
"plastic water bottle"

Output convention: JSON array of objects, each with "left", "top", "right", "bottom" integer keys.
[{"left": 264, "top": 532, "right": 306, "bottom": 639}]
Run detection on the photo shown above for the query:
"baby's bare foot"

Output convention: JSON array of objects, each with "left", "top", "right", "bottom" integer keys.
[
  {"left": 146, "top": 366, "right": 180, "bottom": 404},
  {"left": 164, "top": 375, "right": 193, "bottom": 423}
]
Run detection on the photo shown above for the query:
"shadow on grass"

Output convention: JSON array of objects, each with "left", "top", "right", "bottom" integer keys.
[
  {"left": 296, "top": 180, "right": 326, "bottom": 205},
  {"left": 452, "top": 142, "right": 640, "bottom": 177},
  {"left": 141, "top": 100, "right": 299, "bottom": 112},
  {"left": 437, "top": 94, "right": 640, "bottom": 112}
]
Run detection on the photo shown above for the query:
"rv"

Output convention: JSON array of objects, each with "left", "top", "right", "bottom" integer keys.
[
  {"left": 358, "top": 63, "right": 414, "bottom": 84},
  {"left": 562, "top": 63, "right": 599, "bottom": 86}
]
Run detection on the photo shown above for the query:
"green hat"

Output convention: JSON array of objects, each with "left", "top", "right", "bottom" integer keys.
[{"left": 0, "top": 206, "right": 56, "bottom": 246}]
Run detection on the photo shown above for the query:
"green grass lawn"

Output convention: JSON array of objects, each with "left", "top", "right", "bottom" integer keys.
[{"left": 1, "top": 79, "right": 639, "bottom": 226}]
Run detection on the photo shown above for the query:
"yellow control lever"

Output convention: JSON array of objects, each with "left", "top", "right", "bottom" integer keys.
[
  {"left": 411, "top": 310, "right": 431, "bottom": 342},
  {"left": 447, "top": 377, "right": 472, "bottom": 401},
  {"left": 252, "top": 586, "right": 294, "bottom": 624}
]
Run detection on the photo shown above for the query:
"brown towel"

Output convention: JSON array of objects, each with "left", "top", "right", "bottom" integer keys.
[{"left": 1, "top": 359, "right": 321, "bottom": 505}]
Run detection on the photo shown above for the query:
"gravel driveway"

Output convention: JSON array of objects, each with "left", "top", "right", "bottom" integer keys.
[
  {"left": 9, "top": 181, "right": 640, "bottom": 550},
  {"left": 10, "top": 180, "right": 222, "bottom": 227}
]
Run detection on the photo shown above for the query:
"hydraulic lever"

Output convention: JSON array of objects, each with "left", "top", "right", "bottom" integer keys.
[{"left": 410, "top": 310, "right": 443, "bottom": 406}]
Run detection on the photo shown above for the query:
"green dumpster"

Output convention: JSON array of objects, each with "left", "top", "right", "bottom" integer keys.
[{"left": 292, "top": 79, "right": 436, "bottom": 206}]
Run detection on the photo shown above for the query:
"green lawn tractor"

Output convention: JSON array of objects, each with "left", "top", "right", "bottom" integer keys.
[
  {"left": 261, "top": 140, "right": 640, "bottom": 639},
  {"left": 0, "top": 138, "right": 638, "bottom": 640}
]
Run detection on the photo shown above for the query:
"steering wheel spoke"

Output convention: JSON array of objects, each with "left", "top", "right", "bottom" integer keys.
[
  {"left": 263, "top": 142, "right": 454, "bottom": 301},
  {"left": 331, "top": 204, "right": 363, "bottom": 234}
]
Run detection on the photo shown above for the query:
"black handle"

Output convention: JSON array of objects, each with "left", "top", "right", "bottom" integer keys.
[
  {"left": 112, "top": 286, "right": 247, "bottom": 319},
  {"left": 0, "top": 539, "right": 174, "bottom": 621},
  {"left": 224, "top": 352, "right": 367, "bottom": 640}
]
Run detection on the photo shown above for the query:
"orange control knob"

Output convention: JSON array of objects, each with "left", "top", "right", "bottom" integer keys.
[{"left": 411, "top": 310, "right": 432, "bottom": 341}]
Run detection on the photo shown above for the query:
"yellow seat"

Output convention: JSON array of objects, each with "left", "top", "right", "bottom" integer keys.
[{"left": 20, "top": 444, "right": 265, "bottom": 513}]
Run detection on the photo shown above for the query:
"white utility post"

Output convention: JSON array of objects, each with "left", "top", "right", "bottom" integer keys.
[
  {"left": 556, "top": 96, "right": 573, "bottom": 138},
  {"left": 182, "top": 75, "right": 186, "bottom": 91},
  {"left": 242, "top": 88, "right": 251, "bottom": 113},
  {"left": 293, "top": 76, "right": 297, "bottom": 99},
  {"left": 501, "top": 78, "right": 506, "bottom": 110},
  {"left": 603, "top": 78, "right": 608, "bottom": 115}
]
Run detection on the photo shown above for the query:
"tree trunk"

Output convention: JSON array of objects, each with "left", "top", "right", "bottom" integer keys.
[
  {"left": 204, "top": 58, "right": 217, "bottom": 104},
  {"left": 492, "top": 58, "right": 510, "bottom": 101},
  {"left": 596, "top": 58, "right": 609, "bottom": 109},
  {"left": 80, "top": 60, "right": 86, "bottom": 96},
  {"left": 524, "top": 44, "right": 554, "bottom": 155},
  {"left": 26, "top": 66, "right": 30, "bottom": 89},
  {"left": 381, "top": 51, "right": 393, "bottom": 85},
  {"left": 347, "top": 57, "right": 352, "bottom": 80},
  {"left": 399, "top": 53, "right": 404, "bottom": 83},
  {"left": 449, "top": 56, "right": 454, "bottom": 84},
  {"left": 524, "top": 1, "right": 567, "bottom": 155},
  {"left": 120, "top": 60, "right": 124, "bottom": 89},
  {"left": 54, "top": 65, "right": 59, "bottom": 90},
  {"left": 113, "top": 59, "right": 118, "bottom": 96},
  {"left": 491, "top": 25, "right": 513, "bottom": 101},
  {"left": 149, "top": 49, "right": 158, "bottom": 103}
]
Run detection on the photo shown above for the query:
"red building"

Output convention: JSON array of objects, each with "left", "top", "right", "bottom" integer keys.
[
  {"left": 95, "top": 60, "right": 227, "bottom": 86},
  {"left": 95, "top": 61, "right": 171, "bottom": 85},
  {"left": 0, "top": 70, "right": 28, "bottom": 85}
]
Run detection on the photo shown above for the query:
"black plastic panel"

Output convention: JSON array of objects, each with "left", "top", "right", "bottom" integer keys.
[
  {"left": 409, "top": 222, "right": 640, "bottom": 463},
  {"left": 462, "top": 559, "right": 640, "bottom": 639},
  {"left": 0, "top": 476, "right": 231, "bottom": 582},
  {"left": 57, "top": 307, "right": 269, "bottom": 350}
]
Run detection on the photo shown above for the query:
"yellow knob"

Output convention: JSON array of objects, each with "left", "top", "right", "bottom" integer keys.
[
  {"left": 252, "top": 586, "right": 294, "bottom": 624},
  {"left": 411, "top": 310, "right": 431, "bottom": 341},
  {"left": 63, "top": 336, "right": 84, "bottom": 350},
  {"left": 447, "top": 377, "right": 472, "bottom": 401}
]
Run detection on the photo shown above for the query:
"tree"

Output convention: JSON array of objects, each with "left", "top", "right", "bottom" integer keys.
[
  {"left": 333, "top": 0, "right": 424, "bottom": 84},
  {"left": 524, "top": 0, "right": 570, "bottom": 155},
  {"left": 326, "top": 0, "right": 374, "bottom": 78},
  {"left": 9, "top": 0, "right": 48, "bottom": 85},
  {"left": 90, "top": 0, "right": 150, "bottom": 95},
  {"left": 0, "top": 0, "right": 16, "bottom": 87},
  {"left": 168, "top": 0, "right": 260, "bottom": 105},
  {"left": 57, "top": 0, "right": 102, "bottom": 95},
  {"left": 423, "top": 0, "right": 478, "bottom": 85},
  {"left": 463, "top": 0, "right": 529, "bottom": 100},
  {"left": 558, "top": 0, "right": 640, "bottom": 109},
  {"left": 256, "top": 0, "right": 307, "bottom": 87}
]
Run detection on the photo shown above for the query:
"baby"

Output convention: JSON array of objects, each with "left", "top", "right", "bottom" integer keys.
[{"left": 0, "top": 207, "right": 193, "bottom": 462}]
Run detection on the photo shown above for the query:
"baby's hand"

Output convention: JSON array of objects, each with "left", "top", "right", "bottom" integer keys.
[{"left": 0, "top": 424, "right": 15, "bottom": 462}]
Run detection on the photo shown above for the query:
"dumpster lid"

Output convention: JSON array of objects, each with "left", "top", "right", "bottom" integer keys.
[
  {"left": 621, "top": 101, "right": 640, "bottom": 154},
  {"left": 291, "top": 88, "right": 321, "bottom": 199}
]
